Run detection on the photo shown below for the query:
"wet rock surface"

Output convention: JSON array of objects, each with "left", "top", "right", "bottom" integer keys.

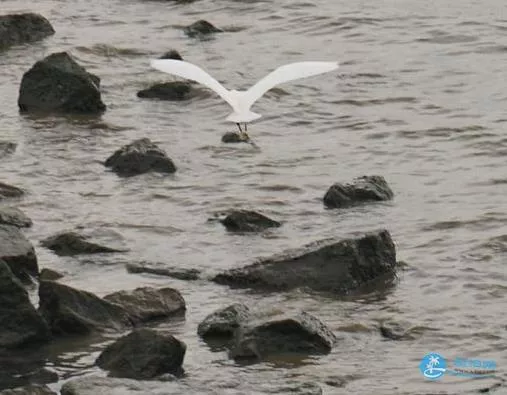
[
  {"left": 158, "top": 49, "right": 183, "bottom": 60},
  {"left": 0, "top": 13, "right": 55, "bottom": 50},
  {"left": 323, "top": 175, "right": 394, "bottom": 209},
  {"left": 0, "top": 225, "right": 38, "bottom": 283},
  {"left": 0, "top": 207, "right": 32, "bottom": 228},
  {"left": 18, "top": 52, "right": 106, "bottom": 114},
  {"left": 221, "top": 131, "right": 251, "bottom": 143},
  {"left": 230, "top": 311, "right": 336, "bottom": 362},
  {"left": 38, "top": 268, "right": 64, "bottom": 281},
  {"left": 137, "top": 81, "right": 192, "bottom": 100},
  {"left": 95, "top": 328, "right": 186, "bottom": 379},
  {"left": 0, "top": 182, "right": 24, "bottom": 200},
  {"left": 213, "top": 230, "right": 397, "bottom": 294},
  {"left": 40, "top": 231, "right": 125, "bottom": 256},
  {"left": 0, "top": 384, "right": 57, "bottom": 395},
  {"left": 0, "top": 142, "right": 17, "bottom": 157},
  {"left": 0, "top": 260, "right": 50, "bottom": 349},
  {"left": 220, "top": 210, "right": 281, "bottom": 232},
  {"left": 38, "top": 280, "right": 132, "bottom": 335},
  {"left": 126, "top": 262, "right": 200, "bottom": 281},
  {"left": 184, "top": 20, "right": 223, "bottom": 37},
  {"left": 104, "top": 138, "right": 176, "bottom": 177},
  {"left": 197, "top": 303, "right": 251, "bottom": 339},
  {"left": 104, "top": 286, "right": 185, "bottom": 324}
]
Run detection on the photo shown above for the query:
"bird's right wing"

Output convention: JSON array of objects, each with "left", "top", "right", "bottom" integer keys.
[
  {"left": 243, "top": 61, "right": 339, "bottom": 109},
  {"left": 150, "top": 59, "right": 238, "bottom": 110}
]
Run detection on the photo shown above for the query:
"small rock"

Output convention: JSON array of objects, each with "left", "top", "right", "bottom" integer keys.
[
  {"left": 184, "top": 20, "right": 223, "bottom": 38},
  {"left": 0, "top": 183, "right": 24, "bottom": 200},
  {"left": 0, "top": 260, "right": 50, "bottom": 349},
  {"left": 104, "top": 287, "right": 185, "bottom": 324},
  {"left": 0, "top": 207, "right": 32, "bottom": 228},
  {"left": 104, "top": 138, "right": 176, "bottom": 177},
  {"left": 0, "top": 142, "right": 17, "bottom": 157},
  {"left": 96, "top": 328, "right": 186, "bottom": 379},
  {"left": 159, "top": 50, "right": 183, "bottom": 60},
  {"left": 137, "top": 82, "right": 192, "bottom": 100},
  {"left": 272, "top": 382, "right": 322, "bottom": 395},
  {"left": 0, "top": 225, "right": 38, "bottom": 283},
  {"left": 230, "top": 311, "right": 336, "bottom": 362},
  {"left": 0, "top": 384, "right": 57, "bottom": 395},
  {"left": 197, "top": 303, "right": 251, "bottom": 339},
  {"left": 40, "top": 231, "right": 125, "bottom": 256},
  {"left": 0, "top": 13, "right": 55, "bottom": 50},
  {"left": 213, "top": 230, "right": 397, "bottom": 294},
  {"left": 39, "top": 268, "right": 63, "bottom": 281},
  {"left": 323, "top": 175, "right": 394, "bottom": 209},
  {"left": 379, "top": 321, "right": 419, "bottom": 341},
  {"left": 220, "top": 210, "right": 281, "bottom": 232},
  {"left": 126, "top": 262, "right": 200, "bottom": 281},
  {"left": 221, "top": 132, "right": 250, "bottom": 143},
  {"left": 38, "top": 280, "right": 132, "bottom": 335},
  {"left": 18, "top": 52, "right": 106, "bottom": 114}
]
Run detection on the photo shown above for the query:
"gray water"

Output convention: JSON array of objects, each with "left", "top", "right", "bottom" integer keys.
[{"left": 1, "top": 0, "right": 506, "bottom": 393}]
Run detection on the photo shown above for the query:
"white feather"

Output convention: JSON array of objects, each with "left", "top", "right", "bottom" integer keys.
[{"left": 150, "top": 59, "right": 339, "bottom": 124}]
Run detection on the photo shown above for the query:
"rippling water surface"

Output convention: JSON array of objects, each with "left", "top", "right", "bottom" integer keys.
[{"left": 1, "top": 0, "right": 506, "bottom": 393}]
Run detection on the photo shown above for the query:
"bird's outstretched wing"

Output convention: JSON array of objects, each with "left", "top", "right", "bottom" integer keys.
[
  {"left": 243, "top": 61, "right": 339, "bottom": 109},
  {"left": 150, "top": 59, "right": 238, "bottom": 110}
]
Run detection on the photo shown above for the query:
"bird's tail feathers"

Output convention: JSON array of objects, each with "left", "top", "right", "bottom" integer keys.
[{"left": 226, "top": 111, "right": 262, "bottom": 123}]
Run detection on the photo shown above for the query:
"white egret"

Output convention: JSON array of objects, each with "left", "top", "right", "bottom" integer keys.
[{"left": 150, "top": 59, "right": 339, "bottom": 139}]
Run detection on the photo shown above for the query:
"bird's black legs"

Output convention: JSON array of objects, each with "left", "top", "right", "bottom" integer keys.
[
  {"left": 236, "top": 123, "right": 243, "bottom": 133},
  {"left": 244, "top": 123, "right": 248, "bottom": 132}
]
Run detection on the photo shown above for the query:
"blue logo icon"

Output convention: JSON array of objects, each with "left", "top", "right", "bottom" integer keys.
[{"left": 419, "top": 353, "right": 447, "bottom": 380}]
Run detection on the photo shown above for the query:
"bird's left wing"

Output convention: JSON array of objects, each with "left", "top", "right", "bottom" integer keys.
[
  {"left": 150, "top": 59, "right": 238, "bottom": 110},
  {"left": 242, "top": 61, "right": 339, "bottom": 109}
]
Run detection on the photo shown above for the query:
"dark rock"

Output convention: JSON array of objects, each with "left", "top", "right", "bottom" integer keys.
[
  {"left": 184, "top": 20, "right": 223, "bottom": 38},
  {"left": 137, "top": 82, "right": 192, "bottom": 100},
  {"left": 0, "top": 13, "right": 55, "bottom": 51},
  {"left": 38, "top": 280, "right": 132, "bottom": 336},
  {"left": 220, "top": 210, "right": 281, "bottom": 232},
  {"left": 18, "top": 52, "right": 106, "bottom": 114},
  {"left": 104, "top": 138, "right": 176, "bottom": 177},
  {"left": 0, "top": 348, "right": 53, "bottom": 391},
  {"left": 221, "top": 131, "right": 250, "bottom": 143},
  {"left": 0, "top": 384, "right": 57, "bottom": 395},
  {"left": 159, "top": 50, "right": 183, "bottom": 60},
  {"left": 39, "top": 268, "right": 63, "bottom": 281},
  {"left": 126, "top": 262, "right": 200, "bottom": 281},
  {"left": 379, "top": 321, "right": 419, "bottom": 341},
  {"left": 213, "top": 230, "right": 396, "bottom": 294},
  {"left": 0, "top": 207, "right": 32, "bottom": 228},
  {"left": 197, "top": 303, "right": 251, "bottom": 339},
  {"left": 104, "top": 287, "right": 185, "bottom": 324},
  {"left": 40, "top": 231, "right": 125, "bottom": 256},
  {"left": 96, "top": 328, "right": 186, "bottom": 379},
  {"left": 323, "top": 175, "right": 394, "bottom": 209},
  {"left": 0, "top": 182, "right": 24, "bottom": 200},
  {"left": 0, "top": 142, "right": 17, "bottom": 157},
  {"left": 0, "top": 225, "right": 38, "bottom": 283},
  {"left": 230, "top": 311, "right": 336, "bottom": 362},
  {"left": 0, "top": 260, "right": 50, "bottom": 349}
]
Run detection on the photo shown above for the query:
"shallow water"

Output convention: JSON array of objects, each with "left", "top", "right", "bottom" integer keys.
[{"left": 1, "top": 0, "right": 506, "bottom": 393}]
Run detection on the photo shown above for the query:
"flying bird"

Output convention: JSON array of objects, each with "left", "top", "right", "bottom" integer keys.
[{"left": 150, "top": 59, "right": 339, "bottom": 140}]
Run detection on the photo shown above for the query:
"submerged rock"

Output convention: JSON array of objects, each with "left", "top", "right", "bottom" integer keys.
[
  {"left": 0, "top": 225, "right": 38, "bottom": 283},
  {"left": 137, "top": 82, "right": 192, "bottom": 100},
  {"left": 197, "top": 303, "right": 251, "bottom": 339},
  {"left": 220, "top": 210, "right": 281, "bottom": 232},
  {"left": 0, "top": 142, "right": 17, "bottom": 157},
  {"left": 213, "top": 230, "right": 397, "bottom": 294},
  {"left": 18, "top": 52, "right": 106, "bottom": 114},
  {"left": 0, "top": 182, "right": 24, "bottom": 200},
  {"left": 230, "top": 311, "right": 336, "bottom": 362},
  {"left": 105, "top": 138, "right": 176, "bottom": 177},
  {"left": 38, "top": 268, "right": 63, "bottom": 281},
  {"left": 104, "top": 287, "right": 185, "bottom": 324},
  {"left": 323, "top": 175, "right": 394, "bottom": 209},
  {"left": 184, "top": 20, "right": 223, "bottom": 38},
  {"left": 0, "top": 384, "right": 57, "bottom": 395},
  {"left": 40, "top": 231, "right": 125, "bottom": 256},
  {"left": 158, "top": 50, "right": 183, "bottom": 60},
  {"left": 221, "top": 131, "right": 250, "bottom": 144},
  {"left": 38, "top": 280, "right": 132, "bottom": 336},
  {"left": 126, "top": 262, "right": 200, "bottom": 281},
  {"left": 0, "top": 260, "right": 50, "bottom": 349},
  {"left": 0, "top": 13, "right": 55, "bottom": 50},
  {"left": 96, "top": 328, "right": 186, "bottom": 379},
  {"left": 0, "top": 207, "right": 32, "bottom": 228}
]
